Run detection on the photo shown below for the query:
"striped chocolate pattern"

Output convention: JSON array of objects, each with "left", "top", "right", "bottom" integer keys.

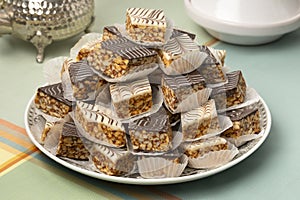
[
  {"left": 186, "top": 136, "right": 228, "bottom": 151},
  {"left": 126, "top": 8, "right": 166, "bottom": 27},
  {"left": 101, "top": 37, "right": 157, "bottom": 60},
  {"left": 103, "top": 26, "right": 122, "bottom": 36},
  {"left": 38, "top": 83, "right": 72, "bottom": 106},
  {"left": 76, "top": 101, "right": 123, "bottom": 129},
  {"left": 224, "top": 70, "right": 241, "bottom": 90},
  {"left": 211, "top": 70, "right": 243, "bottom": 95},
  {"left": 68, "top": 60, "right": 96, "bottom": 83},
  {"left": 199, "top": 45, "right": 219, "bottom": 65},
  {"left": 129, "top": 108, "right": 170, "bottom": 132},
  {"left": 162, "top": 70, "right": 205, "bottom": 90},
  {"left": 181, "top": 99, "right": 217, "bottom": 125},
  {"left": 110, "top": 77, "right": 152, "bottom": 102},
  {"left": 225, "top": 103, "right": 259, "bottom": 121},
  {"left": 171, "top": 29, "right": 196, "bottom": 40},
  {"left": 162, "top": 34, "right": 199, "bottom": 57}
]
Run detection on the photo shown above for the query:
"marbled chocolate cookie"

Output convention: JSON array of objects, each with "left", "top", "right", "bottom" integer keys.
[
  {"left": 35, "top": 83, "right": 72, "bottom": 118},
  {"left": 126, "top": 7, "right": 167, "bottom": 43}
]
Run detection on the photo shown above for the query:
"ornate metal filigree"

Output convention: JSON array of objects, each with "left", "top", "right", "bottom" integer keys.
[{"left": 0, "top": 0, "right": 94, "bottom": 62}]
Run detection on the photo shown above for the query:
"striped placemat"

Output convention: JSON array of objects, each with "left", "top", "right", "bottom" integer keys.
[{"left": 0, "top": 119, "right": 185, "bottom": 200}]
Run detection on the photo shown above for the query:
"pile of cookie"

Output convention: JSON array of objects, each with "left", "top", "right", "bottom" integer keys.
[{"left": 33, "top": 8, "right": 262, "bottom": 178}]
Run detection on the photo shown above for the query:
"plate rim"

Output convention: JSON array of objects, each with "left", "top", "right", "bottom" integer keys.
[
  {"left": 184, "top": 0, "right": 300, "bottom": 36},
  {"left": 24, "top": 93, "right": 271, "bottom": 185}
]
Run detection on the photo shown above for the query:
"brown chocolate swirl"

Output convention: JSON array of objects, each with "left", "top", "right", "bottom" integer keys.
[
  {"left": 211, "top": 70, "right": 243, "bottom": 95},
  {"left": 68, "top": 60, "right": 98, "bottom": 83},
  {"left": 62, "top": 122, "right": 78, "bottom": 137},
  {"left": 129, "top": 108, "right": 170, "bottom": 132},
  {"left": 162, "top": 34, "right": 199, "bottom": 57},
  {"left": 225, "top": 103, "right": 259, "bottom": 121},
  {"left": 199, "top": 45, "right": 220, "bottom": 65},
  {"left": 162, "top": 70, "right": 206, "bottom": 90},
  {"left": 38, "top": 83, "right": 72, "bottom": 106},
  {"left": 101, "top": 37, "right": 157, "bottom": 60},
  {"left": 126, "top": 8, "right": 166, "bottom": 27},
  {"left": 103, "top": 26, "right": 122, "bottom": 36}
]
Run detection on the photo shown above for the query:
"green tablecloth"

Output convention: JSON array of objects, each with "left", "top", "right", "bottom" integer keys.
[{"left": 1, "top": 1, "right": 300, "bottom": 199}]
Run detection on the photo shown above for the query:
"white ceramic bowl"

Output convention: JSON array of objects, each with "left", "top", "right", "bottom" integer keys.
[{"left": 184, "top": 0, "right": 300, "bottom": 45}]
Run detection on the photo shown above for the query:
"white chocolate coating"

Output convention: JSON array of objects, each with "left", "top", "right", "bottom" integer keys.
[
  {"left": 126, "top": 7, "right": 166, "bottom": 27},
  {"left": 76, "top": 101, "right": 124, "bottom": 130},
  {"left": 181, "top": 99, "right": 217, "bottom": 127},
  {"left": 110, "top": 77, "right": 152, "bottom": 103},
  {"left": 185, "top": 137, "right": 228, "bottom": 151}
]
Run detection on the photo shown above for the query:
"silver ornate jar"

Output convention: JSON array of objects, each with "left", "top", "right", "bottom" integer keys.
[{"left": 0, "top": 0, "right": 94, "bottom": 62}]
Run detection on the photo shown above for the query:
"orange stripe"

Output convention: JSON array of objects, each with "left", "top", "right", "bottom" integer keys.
[
  {"left": 0, "top": 130, "right": 33, "bottom": 148},
  {"left": 0, "top": 119, "right": 27, "bottom": 135},
  {"left": 204, "top": 38, "right": 219, "bottom": 46},
  {"left": 0, "top": 146, "right": 39, "bottom": 173}
]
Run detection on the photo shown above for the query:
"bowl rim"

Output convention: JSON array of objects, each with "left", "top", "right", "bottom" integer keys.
[{"left": 184, "top": 0, "right": 300, "bottom": 36}]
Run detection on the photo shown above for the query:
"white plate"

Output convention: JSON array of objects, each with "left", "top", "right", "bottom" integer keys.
[
  {"left": 24, "top": 94, "right": 271, "bottom": 185},
  {"left": 184, "top": 0, "right": 300, "bottom": 45}
]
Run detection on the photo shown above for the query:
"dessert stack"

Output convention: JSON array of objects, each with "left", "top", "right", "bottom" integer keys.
[{"left": 32, "top": 8, "right": 263, "bottom": 178}]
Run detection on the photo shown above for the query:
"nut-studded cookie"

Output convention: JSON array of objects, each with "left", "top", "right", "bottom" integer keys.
[
  {"left": 221, "top": 103, "right": 261, "bottom": 139},
  {"left": 198, "top": 46, "right": 227, "bottom": 84},
  {"left": 110, "top": 77, "right": 153, "bottom": 118},
  {"left": 159, "top": 34, "right": 199, "bottom": 67},
  {"left": 210, "top": 70, "right": 247, "bottom": 109},
  {"left": 161, "top": 70, "right": 206, "bottom": 112},
  {"left": 102, "top": 25, "right": 122, "bottom": 41},
  {"left": 184, "top": 136, "right": 229, "bottom": 158},
  {"left": 87, "top": 37, "right": 158, "bottom": 78},
  {"left": 34, "top": 83, "right": 72, "bottom": 118},
  {"left": 181, "top": 99, "right": 220, "bottom": 140},
  {"left": 74, "top": 101, "right": 126, "bottom": 147},
  {"left": 126, "top": 7, "right": 167, "bottom": 43},
  {"left": 128, "top": 108, "right": 173, "bottom": 152},
  {"left": 91, "top": 144, "right": 135, "bottom": 176},
  {"left": 56, "top": 121, "right": 90, "bottom": 160},
  {"left": 68, "top": 60, "right": 107, "bottom": 100}
]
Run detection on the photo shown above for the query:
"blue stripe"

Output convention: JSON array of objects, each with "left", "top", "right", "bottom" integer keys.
[{"left": 0, "top": 136, "right": 30, "bottom": 153}]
